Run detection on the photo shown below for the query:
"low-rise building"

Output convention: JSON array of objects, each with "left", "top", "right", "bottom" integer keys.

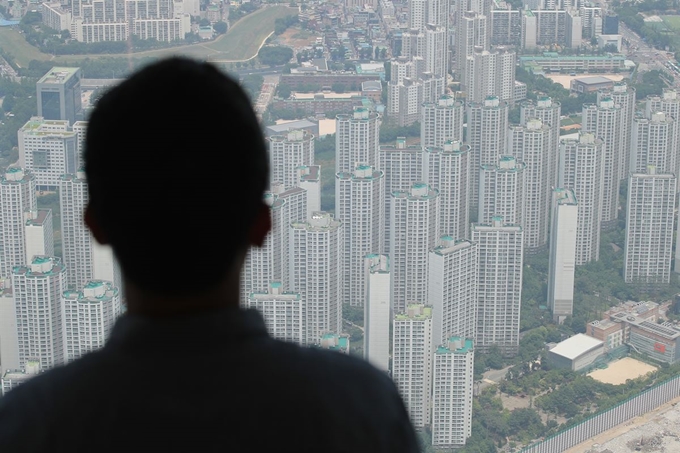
[
  {"left": 570, "top": 76, "right": 615, "bottom": 94},
  {"left": 548, "top": 333, "right": 605, "bottom": 371},
  {"left": 587, "top": 319, "right": 624, "bottom": 350}
]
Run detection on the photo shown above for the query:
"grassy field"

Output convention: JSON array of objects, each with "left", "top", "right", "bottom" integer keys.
[
  {"left": 662, "top": 15, "right": 680, "bottom": 31},
  {"left": 0, "top": 5, "right": 296, "bottom": 67}
]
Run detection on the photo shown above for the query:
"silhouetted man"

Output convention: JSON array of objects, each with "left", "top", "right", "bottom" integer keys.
[{"left": 0, "top": 58, "right": 419, "bottom": 452}]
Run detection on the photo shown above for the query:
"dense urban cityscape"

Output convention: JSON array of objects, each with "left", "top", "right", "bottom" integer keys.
[{"left": 3, "top": 0, "right": 680, "bottom": 450}]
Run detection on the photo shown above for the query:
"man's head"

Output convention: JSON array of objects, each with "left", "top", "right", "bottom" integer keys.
[{"left": 84, "top": 57, "right": 270, "bottom": 296}]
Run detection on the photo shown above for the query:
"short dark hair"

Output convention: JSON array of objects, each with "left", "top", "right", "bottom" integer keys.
[{"left": 84, "top": 57, "right": 268, "bottom": 294}]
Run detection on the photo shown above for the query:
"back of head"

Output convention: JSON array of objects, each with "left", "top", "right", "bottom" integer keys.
[{"left": 85, "top": 57, "right": 268, "bottom": 295}]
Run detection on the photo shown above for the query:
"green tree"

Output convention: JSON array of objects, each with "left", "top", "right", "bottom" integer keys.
[{"left": 213, "top": 21, "right": 227, "bottom": 34}]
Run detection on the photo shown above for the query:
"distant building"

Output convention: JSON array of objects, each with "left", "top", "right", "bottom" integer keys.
[
  {"left": 364, "top": 254, "right": 390, "bottom": 372},
  {"left": 264, "top": 119, "right": 319, "bottom": 138},
  {"left": 570, "top": 76, "right": 615, "bottom": 94},
  {"left": 519, "top": 53, "right": 627, "bottom": 73},
  {"left": 432, "top": 337, "right": 474, "bottom": 448},
  {"left": 0, "top": 168, "right": 37, "bottom": 277},
  {"left": 1, "top": 361, "right": 40, "bottom": 396},
  {"left": 587, "top": 319, "right": 624, "bottom": 350},
  {"left": 246, "top": 282, "right": 303, "bottom": 345},
  {"left": 0, "top": 284, "right": 19, "bottom": 376},
  {"left": 392, "top": 304, "right": 434, "bottom": 429},
  {"left": 548, "top": 188, "right": 578, "bottom": 324},
  {"left": 267, "top": 129, "right": 315, "bottom": 190},
  {"left": 548, "top": 333, "right": 605, "bottom": 371},
  {"left": 628, "top": 319, "right": 680, "bottom": 364},
  {"left": 63, "top": 280, "right": 121, "bottom": 364},
  {"left": 36, "top": 67, "right": 82, "bottom": 125}
]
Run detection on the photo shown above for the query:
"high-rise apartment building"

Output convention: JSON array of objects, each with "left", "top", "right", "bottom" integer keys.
[
  {"left": 424, "top": 24, "right": 448, "bottom": 78},
  {"left": 455, "top": 11, "right": 489, "bottom": 86},
  {"left": 465, "top": 46, "right": 516, "bottom": 104},
  {"left": 36, "top": 67, "right": 82, "bottom": 125},
  {"left": 298, "top": 165, "right": 321, "bottom": 218},
  {"left": 390, "top": 183, "right": 439, "bottom": 313},
  {"left": 392, "top": 304, "right": 433, "bottom": 429},
  {"left": 600, "top": 83, "right": 636, "bottom": 180},
  {"left": 388, "top": 77, "right": 425, "bottom": 127},
  {"left": 25, "top": 210, "right": 54, "bottom": 264},
  {"left": 479, "top": 155, "right": 525, "bottom": 226},
  {"left": 423, "top": 140, "right": 471, "bottom": 240},
  {"left": 625, "top": 167, "right": 676, "bottom": 285},
  {"left": 241, "top": 185, "right": 307, "bottom": 301},
  {"left": 428, "top": 237, "right": 478, "bottom": 346},
  {"left": 520, "top": 97, "right": 561, "bottom": 189},
  {"left": 0, "top": 285, "right": 19, "bottom": 376},
  {"left": 432, "top": 337, "right": 474, "bottom": 448},
  {"left": 491, "top": 8, "right": 522, "bottom": 47},
  {"left": 472, "top": 217, "right": 523, "bottom": 355},
  {"left": 645, "top": 89, "right": 680, "bottom": 189},
  {"left": 631, "top": 111, "right": 678, "bottom": 175},
  {"left": 12, "top": 256, "right": 67, "bottom": 371},
  {"left": 379, "top": 139, "right": 423, "bottom": 253},
  {"left": 467, "top": 96, "right": 509, "bottom": 208},
  {"left": 268, "top": 129, "right": 314, "bottom": 190},
  {"left": 559, "top": 133, "right": 605, "bottom": 265},
  {"left": 336, "top": 108, "right": 380, "bottom": 174},
  {"left": 509, "top": 118, "right": 551, "bottom": 251},
  {"left": 364, "top": 254, "right": 390, "bottom": 372},
  {"left": 582, "top": 97, "right": 623, "bottom": 227},
  {"left": 18, "top": 117, "right": 79, "bottom": 188},
  {"left": 246, "top": 281, "right": 303, "bottom": 345},
  {"left": 421, "top": 95, "right": 464, "bottom": 148},
  {"left": 0, "top": 168, "right": 37, "bottom": 277},
  {"left": 548, "top": 189, "right": 578, "bottom": 323},
  {"left": 62, "top": 280, "right": 121, "bottom": 364},
  {"left": 290, "top": 212, "right": 343, "bottom": 345},
  {"left": 336, "top": 165, "right": 384, "bottom": 306}
]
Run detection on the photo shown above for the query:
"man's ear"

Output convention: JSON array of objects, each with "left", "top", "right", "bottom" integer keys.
[
  {"left": 84, "top": 204, "right": 110, "bottom": 245},
  {"left": 249, "top": 202, "right": 271, "bottom": 247}
]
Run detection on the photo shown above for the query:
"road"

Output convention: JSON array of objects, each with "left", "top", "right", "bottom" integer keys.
[
  {"left": 478, "top": 365, "right": 512, "bottom": 392},
  {"left": 254, "top": 74, "right": 280, "bottom": 120},
  {"left": 619, "top": 22, "right": 680, "bottom": 87}
]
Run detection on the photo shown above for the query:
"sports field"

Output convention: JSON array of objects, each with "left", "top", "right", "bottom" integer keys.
[
  {"left": 587, "top": 357, "right": 657, "bottom": 385},
  {"left": 0, "top": 5, "right": 296, "bottom": 66}
]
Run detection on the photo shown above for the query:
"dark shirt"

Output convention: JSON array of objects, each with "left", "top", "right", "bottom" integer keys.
[{"left": 0, "top": 307, "right": 419, "bottom": 453}]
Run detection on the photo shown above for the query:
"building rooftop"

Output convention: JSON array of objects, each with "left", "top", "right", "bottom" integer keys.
[
  {"left": 549, "top": 333, "right": 604, "bottom": 360},
  {"left": 436, "top": 336, "right": 473, "bottom": 354},
  {"left": 554, "top": 187, "right": 577, "bottom": 205},
  {"left": 431, "top": 238, "right": 475, "bottom": 256},
  {"left": 573, "top": 76, "right": 615, "bottom": 85},
  {"left": 37, "top": 67, "right": 80, "bottom": 85},
  {"left": 265, "top": 119, "right": 317, "bottom": 136},
  {"left": 395, "top": 304, "right": 432, "bottom": 321},
  {"left": 25, "top": 209, "right": 51, "bottom": 227}
]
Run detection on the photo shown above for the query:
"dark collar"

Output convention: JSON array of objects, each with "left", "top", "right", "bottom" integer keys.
[{"left": 105, "top": 307, "right": 270, "bottom": 352}]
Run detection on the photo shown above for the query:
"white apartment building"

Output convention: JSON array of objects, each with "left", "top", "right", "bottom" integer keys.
[
  {"left": 548, "top": 188, "right": 578, "bottom": 323},
  {"left": 429, "top": 237, "right": 478, "bottom": 346},
  {"left": 432, "top": 337, "right": 474, "bottom": 448},
  {"left": 0, "top": 168, "right": 37, "bottom": 277},
  {"left": 455, "top": 11, "right": 488, "bottom": 86},
  {"left": 246, "top": 281, "right": 303, "bottom": 345},
  {"left": 388, "top": 78, "right": 424, "bottom": 127},
  {"left": 336, "top": 165, "right": 384, "bottom": 306},
  {"left": 364, "top": 254, "right": 390, "bottom": 372},
  {"left": 520, "top": 97, "right": 561, "bottom": 189},
  {"left": 1, "top": 361, "right": 40, "bottom": 396},
  {"left": 646, "top": 89, "right": 680, "bottom": 189},
  {"left": 509, "top": 118, "right": 551, "bottom": 251},
  {"left": 241, "top": 185, "right": 307, "bottom": 302},
  {"left": 290, "top": 212, "right": 343, "bottom": 345},
  {"left": 582, "top": 97, "right": 623, "bottom": 227},
  {"left": 421, "top": 95, "right": 464, "bottom": 148},
  {"left": 62, "top": 280, "right": 121, "bottom": 364},
  {"left": 423, "top": 140, "right": 471, "bottom": 241},
  {"left": 625, "top": 167, "right": 676, "bottom": 285},
  {"left": 12, "top": 256, "right": 67, "bottom": 371},
  {"left": 559, "top": 133, "right": 605, "bottom": 265},
  {"left": 599, "top": 83, "right": 636, "bottom": 180},
  {"left": 390, "top": 183, "right": 439, "bottom": 313},
  {"left": 71, "top": 19, "right": 130, "bottom": 42},
  {"left": 424, "top": 24, "right": 448, "bottom": 79},
  {"left": 268, "top": 129, "right": 315, "bottom": 190},
  {"left": 42, "top": 2, "right": 71, "bottom": 31},
  {"left": 465, "top": 46, "right": 516, "bottom": 104},
  {"left": 298, "top": 165, "right": 320, "bottom": 219},
  {"left": 479, "top": 155, "right": 525, "bottom": 226},
  {"left": 0, "top": 285, "right": 19, "bottom": 376},
  {"left": 467, "top": 96, "right": 509, "bottom": 208},
  {"left": 336, "top": 108, "right": 380, "bottom": 175},
  {"left": 472, "top": 217, "right": 523, "bottom": 355},
  {"left": 25, "top": 209, "right": 54, "bottom": 264},
  {"left": 631, "top": 112, "right": 678, "bottom": 175},
  {"left": 392, "top": 304, "right": 433, "bottom": 429},
  {"left": 18, "top": 117, "right": 79, "bottom": 188},
  {"left": 379, "top": 139, "right": 423, "bottom": 253}
]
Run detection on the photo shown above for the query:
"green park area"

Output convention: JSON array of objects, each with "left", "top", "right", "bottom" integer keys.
[{"left": 0, "top": 5, "right": 296, "bottom": 67}]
